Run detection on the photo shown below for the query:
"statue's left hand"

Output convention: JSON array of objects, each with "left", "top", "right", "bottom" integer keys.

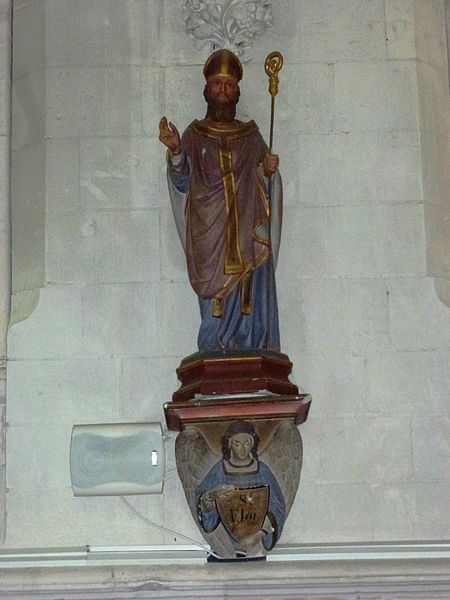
[{"left": 263, "top": 153, "right": 279, "bottom": 177}]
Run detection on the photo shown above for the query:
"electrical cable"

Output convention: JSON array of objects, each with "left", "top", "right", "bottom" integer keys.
[
  {"left": 120, "top": 496, "right": 221, "bottom": 560},
  {"left": 164, "top": 467, "right": 178, "bottom": 475}
]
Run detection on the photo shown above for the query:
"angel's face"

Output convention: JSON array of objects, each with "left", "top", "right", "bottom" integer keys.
[{"left": 229, "top": 433, "right": 254, "bottom": 462}]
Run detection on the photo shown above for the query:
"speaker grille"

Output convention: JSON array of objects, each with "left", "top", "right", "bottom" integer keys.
[{"left": 70, "top": 423, "right": 164, "bottom": 496}]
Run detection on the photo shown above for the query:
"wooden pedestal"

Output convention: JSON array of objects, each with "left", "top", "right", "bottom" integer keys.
[
  {"left": 172, "top": 349, "right": 299, "bottom": 403},
  {"left": 164, "top": 350, "right": 311, "bottom": 431}
]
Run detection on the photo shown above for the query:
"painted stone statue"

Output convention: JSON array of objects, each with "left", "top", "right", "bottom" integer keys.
[
  {"left": 161, "top": 49, "right": 310, "bottom": 561},
  {"left": 176, "top": 420, "right": 303, "bottom": 559},
  {"left": 159, "top": 49, "right": 282, "bottom": 351}
]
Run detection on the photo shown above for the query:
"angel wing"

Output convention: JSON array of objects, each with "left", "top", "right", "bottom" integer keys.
[
  {"left": 260, "top": 421, "right": 303, "bottom": 514},
  {"left": 175, "top": 427, "right": 217, "bottom": 512}
]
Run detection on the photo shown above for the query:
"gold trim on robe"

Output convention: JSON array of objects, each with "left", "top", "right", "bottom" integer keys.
[{"left": 183, "top": 120, "right": 271, "bottom": 317}]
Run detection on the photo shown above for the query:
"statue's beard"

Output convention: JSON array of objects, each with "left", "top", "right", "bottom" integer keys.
[
  {"left": 205, "top": 98, "right": 237, "bottom": 122},
  {"left": 204, "top": 86, "right": 240, "bottom": 123}
]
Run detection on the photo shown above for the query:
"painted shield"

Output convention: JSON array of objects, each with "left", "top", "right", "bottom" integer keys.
[{"left": 215, "top": 485, "right": 269, "bottom": 544}]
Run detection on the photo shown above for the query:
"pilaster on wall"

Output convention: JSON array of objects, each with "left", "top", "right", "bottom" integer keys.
[
  {"left": 0, "top": 0, "right": 11, "bottom": 546},
  {"left": 447, "top": 0, "right": 450, "bottom": 70},
  {"left": 414, "top": 0, "right": 450, "bottom": 301},
  {"left": 10, "top": 0, "right": 45, "bottom": 326}
]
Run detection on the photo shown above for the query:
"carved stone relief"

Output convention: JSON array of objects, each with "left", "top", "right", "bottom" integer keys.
[
  {"left": 182, "top": 0, "right": 273, "bottom": 57},
  {"left": 175, "top": 419, "right": 303, "bottom": 559}
]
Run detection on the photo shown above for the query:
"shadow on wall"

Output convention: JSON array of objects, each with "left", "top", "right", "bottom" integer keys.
[{"left": 435, "top": 277, "right": 450, "bottom": 308}]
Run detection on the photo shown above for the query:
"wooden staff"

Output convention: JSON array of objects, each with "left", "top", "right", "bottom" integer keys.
[{"left": 264, "top": 51, "right": 283, "bottom": 349}]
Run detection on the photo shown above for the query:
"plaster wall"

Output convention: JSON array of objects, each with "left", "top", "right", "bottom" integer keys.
[{"left": 4, "top": 0, "right": 450, "bottom": 550}]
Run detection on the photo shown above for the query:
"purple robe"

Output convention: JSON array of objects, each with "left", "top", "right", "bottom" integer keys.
[{"left": 167, "top": 119, "right": 282, "bottom": 351}]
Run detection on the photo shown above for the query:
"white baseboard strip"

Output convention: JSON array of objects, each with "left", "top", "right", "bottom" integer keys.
[
  {"left": 0, "top": 541, "right": 449, "bottom": 568},
  {"left": 268, "top": 541, "right": 450, "bottom": 562}
]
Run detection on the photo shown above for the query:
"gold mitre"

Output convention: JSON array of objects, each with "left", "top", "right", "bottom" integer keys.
[{"left": 203, "top": 49, "right": 243, "bottom": 82}]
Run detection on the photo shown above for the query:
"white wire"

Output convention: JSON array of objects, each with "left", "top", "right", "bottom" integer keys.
[
  {"left": 164, "top": 467, "right": 178, "bottom": 475},
  {"left": 120, "top": 496, "right": 221, "bottom": 560}
]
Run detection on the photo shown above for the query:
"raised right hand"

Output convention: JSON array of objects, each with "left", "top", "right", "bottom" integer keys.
[{"left": 159, "top": 116, "right": 182, "bottom": 154}]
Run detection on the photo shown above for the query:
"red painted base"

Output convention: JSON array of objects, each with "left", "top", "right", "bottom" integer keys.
[
  {"left": 165, "top": 392, "right": 311, "bottom": 431},
  {"left": 172, "top": 349, "right": 299, "bottom": 403},
  {"left": 165, "top": 350, "right": 311, "bottom": 431}
]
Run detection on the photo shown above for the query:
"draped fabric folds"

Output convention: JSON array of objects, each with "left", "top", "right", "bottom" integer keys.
[{"left": 167, "top": 119, "right": 282, "bottom": 352}]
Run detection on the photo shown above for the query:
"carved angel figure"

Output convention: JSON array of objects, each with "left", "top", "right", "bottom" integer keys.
[{"left": 176, "top": 420, "right": 303, "bottom": 558}]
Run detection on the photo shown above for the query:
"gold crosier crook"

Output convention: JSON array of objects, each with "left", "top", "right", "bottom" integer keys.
[
  {"left": 264, "top": 51, "right": 283, "bottom": 153},
  {"left": 263, "top": 51, "right": 283, "bottom": 349}
]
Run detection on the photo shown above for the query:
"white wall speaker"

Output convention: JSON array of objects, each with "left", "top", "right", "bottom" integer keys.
[{"left": 70, "top": 422, "right": 164, "bottom": 496}]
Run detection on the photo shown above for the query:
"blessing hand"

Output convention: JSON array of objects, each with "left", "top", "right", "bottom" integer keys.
[{"left": 159, "top": 116, "right": 182, "bottom": 155}]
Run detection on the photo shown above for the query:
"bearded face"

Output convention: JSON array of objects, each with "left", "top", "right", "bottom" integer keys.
[{"left": 204, "top": 76, "right": 240, "bottom": 122}]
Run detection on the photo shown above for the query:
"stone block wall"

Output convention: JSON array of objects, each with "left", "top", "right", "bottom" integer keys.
[{"left": 4, "top": 0, "right": 450, "bottom": 549}]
